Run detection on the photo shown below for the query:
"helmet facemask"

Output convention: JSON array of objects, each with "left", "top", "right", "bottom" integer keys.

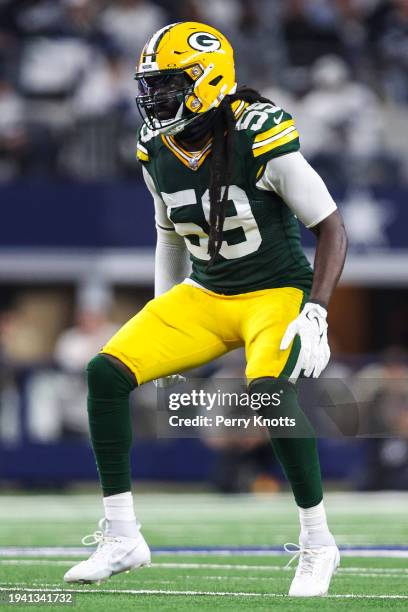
[{"left": 135, "top": 70, "right": 203, "bottom": 135}]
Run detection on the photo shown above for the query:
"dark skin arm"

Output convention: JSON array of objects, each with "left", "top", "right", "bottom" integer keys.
[{"left": 309, "top": 209, "right": 348, "bottom": 309}]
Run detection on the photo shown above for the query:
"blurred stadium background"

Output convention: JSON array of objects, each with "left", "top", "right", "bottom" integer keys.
[{"left": 1, "top": 0, "right": 408, "bottom": 499}]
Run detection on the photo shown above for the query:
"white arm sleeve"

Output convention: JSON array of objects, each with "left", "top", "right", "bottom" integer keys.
[
  {"left": 256, "top": 151, "right": 337, "bottom": 228},
  {"left": 142, "top": 166, "right": 191, "bottom": 296}
]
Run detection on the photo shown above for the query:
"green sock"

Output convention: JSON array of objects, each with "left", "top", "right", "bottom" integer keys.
[
  {"left": 87, "top": 355, "right": 136, "bottom": 496},
  {"left": 250, "top": 378, "right": 323, "bottom": 508}
]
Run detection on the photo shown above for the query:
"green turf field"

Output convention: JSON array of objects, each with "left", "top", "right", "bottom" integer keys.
[{"left": 0, "top": 492, "right": 407, "bottom": 610}]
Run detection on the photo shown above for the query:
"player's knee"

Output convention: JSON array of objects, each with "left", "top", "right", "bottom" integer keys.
[
  {"left": 87, "top": 354, "right": 136, "bottom": 400},
  {"left": 248, "top": 376, "right": 296, "bottom": 417}
]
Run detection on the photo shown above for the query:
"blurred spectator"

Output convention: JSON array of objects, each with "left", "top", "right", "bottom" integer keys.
[
  {"left": 367, "top": 0, "right": 408, "bottom": 102},
  {"left": 282, "top": 0, "right": 344, "bottom": 67},
  {"left": 0, "top": 292, "right": 70, "bottom": 366},
  {"left": 27, "top": 283, "right": 118, "bottom": 441},
  {"left": 62, "top": 46, "right": 138, "bottom": 179},
  {"left": 100, "top": 0, "right": 167, "bottom": 58},
  {"left": 176, "top": 0, "right": 205, "bottom": 22},
  {"left": 298, "top": 54, "right": 385, "bottom": 184},
  {"left": 15, "top": 15, "right": 95, "bottom": 176},
  {"left": 181, "top": 0, "right": 241, "bottom": 31},
  {"left": 63, "top": 0, "right": 103, "bottom": 39},
  {"left": 54, "top": 285, "right": 118, "bottom": 372},
  {"left": 232, "top": 0, "right": 285, "bottom": 87},
  {"left": 353, "top": 346, "right": 408, "bottom": 490},
  {"left": 0, "top": 75, "right": 29, "bottom": 180},
  {"left": 72, "top": 49, "right": 133, "bottom": 120},
  {"left": 0, "top": 310, "right": 20, "bottom": 444},
  {"left": 19, "top": 34, "right": 92, "bottom": 103}
]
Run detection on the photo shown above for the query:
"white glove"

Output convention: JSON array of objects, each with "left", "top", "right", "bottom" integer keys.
[
  {"left": 153, "top": 374, "right": 186, "bottom": 388},
  {"left": 280, "top": 302, "right": 330, "bottom": 379}
]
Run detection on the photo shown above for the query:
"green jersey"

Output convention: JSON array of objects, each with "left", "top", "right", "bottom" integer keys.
[{"left": 137, "top": 100, "right": 313, "bottom": 295}]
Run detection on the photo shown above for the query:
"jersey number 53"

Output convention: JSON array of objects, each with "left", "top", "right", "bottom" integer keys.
[{"left": 161, "top": 186, "right": 262, "bottom": 261}]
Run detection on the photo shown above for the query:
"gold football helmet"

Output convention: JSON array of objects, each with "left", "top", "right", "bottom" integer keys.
[{"left": 135, "top": 21, "right": 237, "bottom": 134}]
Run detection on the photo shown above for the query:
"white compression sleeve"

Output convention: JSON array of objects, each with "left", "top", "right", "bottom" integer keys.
[
  {"left": 256, "top": 151, "right": 337, "bottom": 228},
  {"left": 154, "top": 226, "right": 191, "bottom": 296},
  {"left": 142, "top": 166, "right": 191, "bottom": 296}
]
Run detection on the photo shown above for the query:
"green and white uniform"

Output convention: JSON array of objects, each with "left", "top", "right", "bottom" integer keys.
[{"left": 137, "top": 101, "right": 337, "bottom": 296}]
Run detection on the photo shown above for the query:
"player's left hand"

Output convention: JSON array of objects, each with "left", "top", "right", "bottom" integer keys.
[
  {"left": 153, "top": 374, "right": 186, "bottom": 388},
  {"left": 280, "top": 302, "right": 330, "bottom": 378}
]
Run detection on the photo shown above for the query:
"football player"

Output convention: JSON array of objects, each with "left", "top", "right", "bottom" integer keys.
[{"left": 65, "top": 22, "right": 347, "bottom": 597}]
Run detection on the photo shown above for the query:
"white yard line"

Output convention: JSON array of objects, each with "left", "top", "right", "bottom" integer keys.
[
  {"left": 176, "top": 572, "right": 408, "bottom": 580},
  {"left": 1, "top": 560, "right": 408, "bottom": 579},
  {"left": 0, "top": 560, "right": 73, "bottom": 566},
  {"left": 153, "top": 549, "right": 408, "bottom": 558},
  {"left": 0, "top": 585, "right": 407, "bottom": 600},
  {"left": 154, "top": 562, "right": 408, "bottom": 575},
  {"left": 2, "top": 546, "right": 408, "bottom": 558}
]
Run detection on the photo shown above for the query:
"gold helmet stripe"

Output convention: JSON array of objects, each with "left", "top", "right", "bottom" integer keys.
[{"left": 143, "top": 22, "right": 179, "bottom": 61}]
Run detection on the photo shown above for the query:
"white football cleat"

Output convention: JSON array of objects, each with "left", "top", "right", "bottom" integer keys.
[
  {"left": 284, "top": 542, "right": 340, "bottom": 597},
  {"left": 64, "top": 519, "right": 151, "bottom": 584}
]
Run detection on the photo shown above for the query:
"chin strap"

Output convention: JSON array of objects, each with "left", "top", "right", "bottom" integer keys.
[{"left": 178, "top": 108, "right": 219, "bottom": 144}]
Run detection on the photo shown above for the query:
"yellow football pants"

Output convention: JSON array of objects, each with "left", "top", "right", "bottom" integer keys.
[{"left": 102, "top": 283, "right": 305, "bottom": 385}]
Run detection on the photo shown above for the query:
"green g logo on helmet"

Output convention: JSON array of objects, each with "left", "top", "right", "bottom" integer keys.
[{"left": 188, "top": 32, "right": 221, "bottom": 52}]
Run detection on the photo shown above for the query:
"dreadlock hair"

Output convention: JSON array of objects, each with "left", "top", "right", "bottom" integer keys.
[{"left": 206, "top": 86, "right": 273, "bottom": 266}]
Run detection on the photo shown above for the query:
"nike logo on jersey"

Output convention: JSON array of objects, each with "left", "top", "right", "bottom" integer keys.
[{"left": 273, "top": 112, "right": 284, "bottom": 125}]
